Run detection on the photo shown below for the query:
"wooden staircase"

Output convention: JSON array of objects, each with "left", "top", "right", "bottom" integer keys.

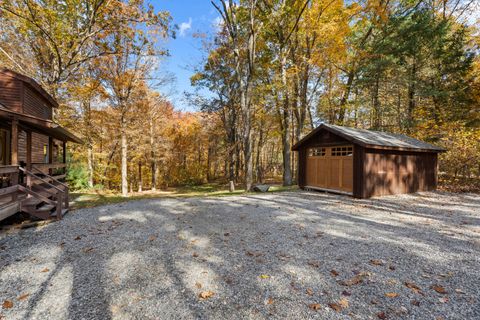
[
  {"left": 19, "top": 166, "right": 69, "bottom": 220},
  {"left": 0, "top": 165, "right": 69, "bottom": 221}
]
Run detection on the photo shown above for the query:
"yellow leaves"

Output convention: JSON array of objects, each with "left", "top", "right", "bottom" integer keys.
[
  {"left": 259, "top": 274, "right": 270, "bottom": 279},
  {"left": 41, "top": 268, "right": 49, "bottom": 273},
  {"left": 198, "top": 291, "right": 215, "bottom": 300}
]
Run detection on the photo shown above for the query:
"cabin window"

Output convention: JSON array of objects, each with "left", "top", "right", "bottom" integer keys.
[
  {"left": 308, "top": 147, "right": 326, "bottom": 157},
  {"left": 43, "top": 144, "right": 48, "bottom": 163},
  {"left": 331, "top": 146, "right": 353, "bottom": 156}
]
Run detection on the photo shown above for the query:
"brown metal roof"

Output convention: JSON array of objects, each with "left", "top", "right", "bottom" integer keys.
[
  {"left": 0, "top": 68, "right": 59, "bottom": 108},
  {"left": 292, "top": 123, "right": 445, "bottom": 152}
]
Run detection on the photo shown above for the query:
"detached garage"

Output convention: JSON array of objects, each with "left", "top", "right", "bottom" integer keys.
[{"left": 292, "top": 124, "right": 445, "bottom": 198}]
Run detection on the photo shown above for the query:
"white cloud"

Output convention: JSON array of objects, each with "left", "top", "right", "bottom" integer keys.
[
  {"left": 179, "top": 18, "right": 192, "bottom": 37},
  {"left": 213, "top": 16, "right": 223, "bottom": 31}
]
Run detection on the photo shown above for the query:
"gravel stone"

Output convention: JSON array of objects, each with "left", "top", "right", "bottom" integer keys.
[{"left": 0, "top": 190, "right": 479, "bottom": 319}]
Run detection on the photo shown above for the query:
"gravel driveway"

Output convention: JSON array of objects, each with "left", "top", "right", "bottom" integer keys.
[{"left": 1, "top": 190, "right": 479, "bottom": 319}]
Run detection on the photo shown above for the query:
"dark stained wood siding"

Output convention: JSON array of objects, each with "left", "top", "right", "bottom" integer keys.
[
  {"left": 0, "top": 72, "right": 54, "bottom": 120},
  {"left": 363, "top": 148, "right": 437, "bottom": 198},
  {"left": 295, "top": 128, "right": 440, "bottom": 198},
  {"left": 17, "top": 130, "right": 49, "bottom": 164},
  {"left": 0, "top": 74, "right": 23, "bottom": 112},
  {"left": 23, "top": 85, "right": 53, "bottom": 119}
]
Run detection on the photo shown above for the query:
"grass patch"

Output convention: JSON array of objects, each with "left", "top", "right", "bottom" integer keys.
[{"left": 70, "top": 183, "right": 298, "bottom": 210}]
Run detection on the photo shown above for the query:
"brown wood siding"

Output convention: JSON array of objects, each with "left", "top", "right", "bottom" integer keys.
[
  {"left": 363, "top": 148, "right": 437, "bottom": 197},
  {"left": 0, "top": 74, "right": 23, "bottom": 112},
  {"left": 23, "top": 85, "right": 53, "bottom": 120}
]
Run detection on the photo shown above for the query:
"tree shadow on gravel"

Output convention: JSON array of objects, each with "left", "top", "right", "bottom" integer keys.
[{"left": 0, "top": 190, "right": 479, "bottom": 319}]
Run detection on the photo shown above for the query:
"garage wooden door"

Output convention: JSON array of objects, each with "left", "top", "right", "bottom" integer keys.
[{"left": 305, "top": 145, "right": 353, "bottom": 193}]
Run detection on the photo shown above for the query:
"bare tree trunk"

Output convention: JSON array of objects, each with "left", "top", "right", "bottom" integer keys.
[
  {"left": 149, "top": 117, "right": 157, "bottom": 191},
  {"left": 87, "top": 144, "right": 94, "bottom": 188},
  {"left": 281, "top": 52, "right": 292, "bottom": 186},
  {"left": 138, "top": 161, "right": 143, "bottom": 192},
  {"left": 121, "top": 113, "right": 128, "bottom": 197}
]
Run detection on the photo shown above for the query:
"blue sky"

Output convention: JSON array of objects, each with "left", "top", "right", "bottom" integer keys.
[{"left": 151, "top": 0, "right": 220, "bottom": 111}]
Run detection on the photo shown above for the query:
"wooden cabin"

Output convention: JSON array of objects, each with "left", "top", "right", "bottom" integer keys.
[
  {"left": 292, "top": 123, "right": 445, "bottom": 198},
  {"left": 0, "top": 69, "right": 81, "bottom": 222}
]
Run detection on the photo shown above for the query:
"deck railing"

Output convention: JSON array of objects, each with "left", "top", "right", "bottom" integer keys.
[{"left": 0, "top": 165, "right": 19, "bottom": 188}]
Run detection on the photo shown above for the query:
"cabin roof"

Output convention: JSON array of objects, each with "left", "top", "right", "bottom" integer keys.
[
  {"left": 0, "top": 68, "right": 59, "bottom": 108},
  {"left": 0, "top": 107, "right": 82, "bottom": 143},
  {"left": 292, "top": 123, "right": 445, "bottom": 152}
]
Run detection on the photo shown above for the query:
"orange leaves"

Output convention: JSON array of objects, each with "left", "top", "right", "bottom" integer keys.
[
  {"left": 198, "top": 291, "right": 215, "bottom": 300},
  {"left": 41, "top": 268, "right": 49, "bottom": 273},
  {"left": 308, "top": 303, "right": 321, "bottom": 311},
  {"left": 1, "top": 300, "right": 12, "bottom": 309},
  {"left": 328, "top": 298, "right": 349, "bottom": 312},
  {"left": 404, "top": 282, "right": 422, "bottom": 294},
  {"left": 431, "top": 285, "right": 447, "bottom": 294},
  {"left": 385, "top": 292, "right": 399, "bottom": 298},
  {"left": 339, "top": 272, "right": 370, "bottom": 286}
]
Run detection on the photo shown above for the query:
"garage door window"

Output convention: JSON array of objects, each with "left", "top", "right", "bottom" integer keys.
[
  {"left": 332, "top": 146, "right": 353, "bottom": 156},
  {"left": 308, "top": 147, "right": 326, "bottom": 157}
]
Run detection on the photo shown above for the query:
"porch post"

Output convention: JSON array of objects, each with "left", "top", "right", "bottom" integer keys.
[
  {"left": 62, "top": 141, "right": 67, "bottom": 175},
  {"left": 26, "top": 131, "right": 32, "bottom": 170},
  {"left": 11, "top": 118, "right": 18, "bottom": 165},
  {"left": 48, "top": 136, "right": 53, "bottom": 175},
  {"left": 26, "top": 130, "right": 32, "bottom": 188}
]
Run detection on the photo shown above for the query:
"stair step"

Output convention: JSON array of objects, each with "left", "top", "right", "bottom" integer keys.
[
  {"left": 50, "top": 208, "right": 68, "bottom": 218},
  {"left": 36, "top": 204, "right": 55, "bottom": 213},
  {"left": 21, "top": 197, "right": 44, "bottom": 207}
]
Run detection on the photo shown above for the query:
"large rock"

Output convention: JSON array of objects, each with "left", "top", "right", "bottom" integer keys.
[{"left": 253, "top": 184, "right": 270, "bottom": 192}]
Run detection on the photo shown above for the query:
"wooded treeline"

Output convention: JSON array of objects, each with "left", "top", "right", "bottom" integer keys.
[
  {"left": 193, "top": 0, "right": 480, "bottom": 191},
  {"left": 1, "top": 0, "right": 479, "bottom": 194}
]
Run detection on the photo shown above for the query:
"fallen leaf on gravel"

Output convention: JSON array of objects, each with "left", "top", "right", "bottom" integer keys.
[
  {"left": 74, "top": 236, "right": 81, "bottom": 240},
  {"left": 377, "top": 311, "right": 387, "bottom": 319},
  {"left": 330, "top": 269, "right": 339, "bottom": 277},
  {"left": 431, "top": 285, "right": 447, "bottom": 294},
  {"left": 411, "top": 300, "right": 420, "bottom": 306},
  {"left": 405, "top": 282, "right": 422, "bottom": 294},
  {"left": 328, "top": 303, "right": 342, "bottom": 312},
  {"left": 17, "top": 293, "right": 29, "bottom": 301},
  {"left": 267, "top": 298, "right": 274, "bottom": 305},
  {"left": 388, "top": 265, "right": 396, "bottom": 271},
  {"left": 385, "top": 292, "right": 399, "bottom": 298},
  {"left": 192, "top": 252, "right": 199, "bottom": 257},
  {"left": 454, "top": 289, "right": 465, "bottom": 294},
  {"left": 308, "top": 303, "right": 321, "bottom": 311},
  {"left": 148, "top": 235, "right": 156, "bottom": 241},
  {"left": 1, "top": 301, "right": 12, "bottom": 309},
  {"left": 195, "top": 282, "right": 202, "bottom": 289},
  {"left": 224, "top": 232, "right": 230, "bottom": 236},
  {"left": 308, "top": 260, "right": 320, "bottom": 268},
  {"left": 439, "top": 297, "right": 449, "bottom": 303},
  {"left": 83, "top": 247, "right": 94, "bottom": 253},
  {"left": 342, "top": 291, "right": 351, "bottom": 296},
  {"left": 41, "top": 268, "right": 49, "bottom": 273},
  {"left": 198, "top": 291, "right": 215, "bottom": 299},
  {"left": 370, "top": 259, "right": 384, "bottom": 266},
  {"left": 306, "top": 288, "right": 313, "bottom": 296},
  {"left": 339, "top": 272, "right": 370, "bottom": 286},
  {"left": 260, "top": 274, "right": 270, "bottom": 279},
  {"left": 246, "top": 251, "right": 263, "bottom": 257},
  {"left": 339, "top": 298, "right": 349, "bottom": 308}
]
